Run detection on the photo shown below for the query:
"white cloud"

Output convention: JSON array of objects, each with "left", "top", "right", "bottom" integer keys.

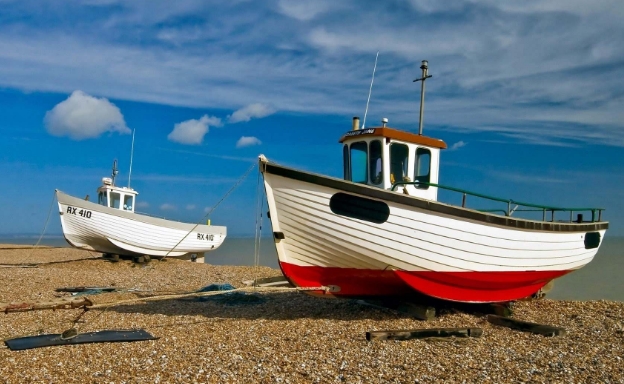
[
  {"left": 167, "top": 115, "right": 222, "bottom": 145},
  {"left": 236, "top": 136, "right": 262, "bottom": 148},
  {"left": 186, "top": 204, "right": 196, "bottom": 210},
  {"left": 276, "top": 0, "right": 334, "bottom": 21},
  {"left": 136, "top": 201, "right": 149, "bottom": 208},
  {"left": 228, "top": 104, "right": 275, "bottom": 124},
  {"left": 160, "top": 203, "right": 176, "bottom": 211},
  {"left": 44, "top": 90, "right": 130, "bottom": 140},
  {"left": 2, "top": 2, "right": 624, "bottom": 147},
  {"left": 449, "top": 141, "right": 466, "bottom": 151}
]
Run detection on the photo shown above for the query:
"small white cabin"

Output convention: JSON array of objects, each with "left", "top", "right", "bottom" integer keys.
[
  {"left": 339, "top": 117, "right": 447, "bottom": 201},
  {"left": 96, "top": 177, "right": 138, "bottom": 213}
]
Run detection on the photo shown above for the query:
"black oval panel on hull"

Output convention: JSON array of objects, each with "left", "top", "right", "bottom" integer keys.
[
  {"left": 584, "top": 232, "right": 601, "bottom": 249},
  {"left": 329, "top": 192, "right": 390, "bottom": 224}
]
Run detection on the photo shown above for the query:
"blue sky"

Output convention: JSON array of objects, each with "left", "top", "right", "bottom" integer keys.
[{"left": 0, "top": 0, "right": 623, "bottom": 237}]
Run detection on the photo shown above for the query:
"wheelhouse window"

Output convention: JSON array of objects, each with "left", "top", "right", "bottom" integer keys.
[
  {"left": 98, "top": 191, "right": 108, "bottom": 207},
  {"left": 390, "top": 143, "right": 409, "bottom": 185},
  {"left": 343, "top": 144, "right": 350, "bottom": 181},
  {"left": 110, "top": 192, "right": 121, "bottom": 209},
  {"left": 369, "top": 140, "right": 383, "bottom": 185},
  {"left": 123, "top": 195, "right": 134, "bottom": 211},
  {"left": 349, "top": 141, "right": 368, "bottom": 183},
  {"left": 414, "top": 148, "right": 431, "bottom": 189}
]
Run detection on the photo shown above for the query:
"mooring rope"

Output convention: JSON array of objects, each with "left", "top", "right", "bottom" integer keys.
[
  {"left": 0, "top": 283, "right": 331, "bottom": 342},
  {"left": 252, "top": 167, "right": 266, "bottom": 286},
  {"left": 107, "top": 160, "right": 259, "bottom": 327},
  {"left": 87, "top": 285, "right": 330, "bottom": 310},
  {"left": 25, "top": 190, "right": 57, "bottom": 257},
  {"left": 161, "top": 162, "right": 257, "bottom": 260}
]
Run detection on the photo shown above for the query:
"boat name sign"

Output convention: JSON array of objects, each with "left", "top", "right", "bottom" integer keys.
[
  {"left": 196, "top": 233, "right": 214, "bottom": 241},
  {"left": 65, "top": 206, "right": 93, "bottom": 219},
  {"left": 343, "top": 128, "right": 375, "bottom": 138}
]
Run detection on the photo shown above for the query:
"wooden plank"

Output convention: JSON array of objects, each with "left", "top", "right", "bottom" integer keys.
[
  {"left": 486, "top": 314, "right": 565, "bottom": 336},
  {"left": 366, "top": 327, "right": 482, "bottom": 341},
  {"left": 1, "top": 297, "right": 93, "bottom": 313},
  {"left": 242, "top": 276, "right": 292, "bottom": 288},
  {"left": 55, "top": 286, "right": 117, "bottom": 293}
]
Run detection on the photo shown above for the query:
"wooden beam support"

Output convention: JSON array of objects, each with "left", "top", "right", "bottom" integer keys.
[
  {"left": 366, "top": 327, "right": 482, "bottom": 341},
  {"left": 488, "top": 303, "right": 513, "bottom": 317},
  {"left": 394, "top": 302, "right": 436, "bottom": 321},
  {"left": 365, "top": 299, "right": 436, "bottom": 321},
  {"left": 486, "top": 314, "right": 565, "bottom": 336}
]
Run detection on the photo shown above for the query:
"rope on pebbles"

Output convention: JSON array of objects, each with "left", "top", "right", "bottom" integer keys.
[
  {"left": 88, "top": 285, "right": 330, "bottom": 310},
  {"left": 0, "top": 285, "right": 330, "bottom": 314}
]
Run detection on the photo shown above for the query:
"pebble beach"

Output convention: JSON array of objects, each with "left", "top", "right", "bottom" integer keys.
[{"left": 1, "top": 246, "right": 623, "bottom": 383}]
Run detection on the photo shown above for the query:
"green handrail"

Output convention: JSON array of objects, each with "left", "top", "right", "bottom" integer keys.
[{"left": 391, "top": 181, "right": 605, "bottom": 222}]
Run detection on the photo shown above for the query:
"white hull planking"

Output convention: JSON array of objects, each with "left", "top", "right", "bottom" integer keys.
[
  {"left": 56, "top": 190, "right": 226, "bottom": 257},
  {"left": 263, "top": 173, "right": 604, "bottom": 273}
]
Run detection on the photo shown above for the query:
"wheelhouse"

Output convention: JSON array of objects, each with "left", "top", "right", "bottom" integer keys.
[
  {"left": 96, "top": 177, "right": 138, "bottom": 213},
  {"left": 339, "top": 117, "right": 447, "bottom": 201}
]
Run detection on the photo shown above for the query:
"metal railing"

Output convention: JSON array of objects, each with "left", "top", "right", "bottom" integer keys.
[{"left": 391, "top": 181, "right": 605, "bottom": 223}]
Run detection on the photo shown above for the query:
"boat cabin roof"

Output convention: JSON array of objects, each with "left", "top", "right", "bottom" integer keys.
[
  {"left": 97, "top": 184, "right": 139, "bottom": 196},
  {"left": 339, "top": 127, "right": 447, "bottom": 149}
]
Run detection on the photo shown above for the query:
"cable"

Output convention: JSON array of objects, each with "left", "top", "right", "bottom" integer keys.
[
  {"left": 161, "top": 162, "right": 257, "bottom": 260},
  {"left": 31, "top": 191, "right": 57, "bottom": 251}
]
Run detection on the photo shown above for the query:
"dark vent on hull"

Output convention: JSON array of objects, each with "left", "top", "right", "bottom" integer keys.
[
  {"left": 329, "top": 193, "right": 390, "bottom": 224},
  {"left": 584, "top": 232, "right": 601, "bottom": 249}
]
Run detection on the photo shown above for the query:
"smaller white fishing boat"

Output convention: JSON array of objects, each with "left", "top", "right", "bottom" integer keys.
[{"left": 56, "top": 160, "right": 226, "bottom": 259}]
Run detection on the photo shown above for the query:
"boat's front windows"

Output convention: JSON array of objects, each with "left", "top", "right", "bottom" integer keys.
[
  {"left": 98, "top": 191, "right": 108, "bottom": 207},
  {"left": 343, "top": 144, "right": 350, "bottom": 180},
  {"left": 415, "top": 148, "right": 431, "bottom": 189},
  {"left": 369, "top": 140, "right": 383, "bottom": 185},
  {"left": 390, "top": 143, "right": 409, "bottom": 185},
  {"left": 110, "top": 192, "right": 121, "bottom": 209},
  {"left": 350, "top": 141, "right": 368, "bottom": 183},
  {"left": 123, "top": 195, "right": 134, "bottom": 211}
]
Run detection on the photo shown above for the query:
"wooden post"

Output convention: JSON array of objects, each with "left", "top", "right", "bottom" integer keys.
[
  {"left": 486, "top": 315, "right": 565, "bottom": 336},
  {"left": 367, "top": 327, "right": 482, "bottom": 341}
]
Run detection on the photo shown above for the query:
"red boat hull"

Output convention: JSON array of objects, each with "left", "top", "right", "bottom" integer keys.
[{"left": 279, "top": 262, "right": 571, "bottom": 303}]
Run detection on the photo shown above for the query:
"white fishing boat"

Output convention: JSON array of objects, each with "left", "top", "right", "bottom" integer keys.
[
  {"left": 56, "top": 160, "right": 226, "bottom": 260},
  {"left": 260, "top": 60, "right": 608, "bottom": 303}
]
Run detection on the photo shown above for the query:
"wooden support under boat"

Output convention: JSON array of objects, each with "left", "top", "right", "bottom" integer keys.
[
  {"left": 379, "top": 299, "right": 436, "bottom": 321},
  {"left": 366, "top": 327, "right": 483, "bottom": 341},
  {"left": 393, "top": 301, "right": 436, "bottom": 321},
  {"left": 486, "top": 314, "right": 565, "bottom": 336},
  {"left": 357, "top": 298, "right": 436, "bottom": 321},
  {"left": 488, "top": 303, "right": 513, "bottom": 317},
  {"left": 1, "top": 297, "right": 93, "bottom": 314}
]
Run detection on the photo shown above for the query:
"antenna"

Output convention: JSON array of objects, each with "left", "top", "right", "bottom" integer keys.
[
  {"left": 111, "top": 159, "right": 119, "bottom": 186},
  {"left": 128, "top": 129, "right": 135, "bottom": 188},
  {"left": 413, "top": 60, "right": 432, "bottom": 135},
  {"left": 362, "top": 51, "right": 379, "bottom": 129}
]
